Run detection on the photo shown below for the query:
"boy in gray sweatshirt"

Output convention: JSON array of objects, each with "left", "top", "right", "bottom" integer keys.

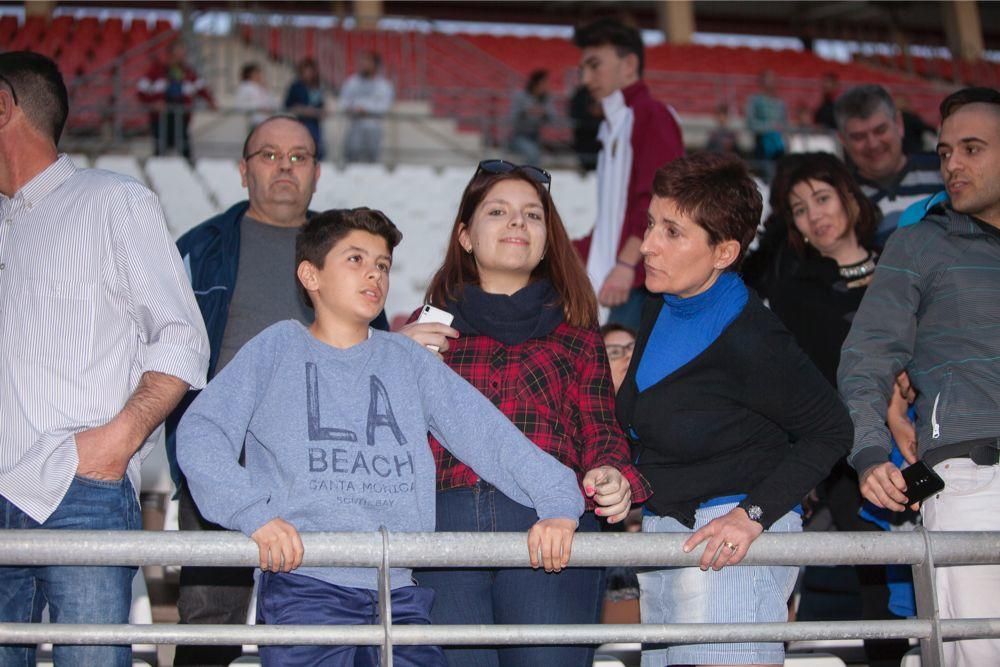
[{"left": 177, "top": 207, "right": 584, "bottom": 666}]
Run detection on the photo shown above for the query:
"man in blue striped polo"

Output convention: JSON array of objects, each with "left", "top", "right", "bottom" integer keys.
[{"left": 834, "top": 84, "right": 943, "bottom": 247}]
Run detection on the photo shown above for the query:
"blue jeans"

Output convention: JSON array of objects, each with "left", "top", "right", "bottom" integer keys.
[
  {"left": 417, "top": 484, "right": 605, "bottom": 667},
  {"left": 0, "top": 475, "right": 141, "bottom": 667},
  {"left": 257, "top": 571, "right": 446, "bottom": 666}
]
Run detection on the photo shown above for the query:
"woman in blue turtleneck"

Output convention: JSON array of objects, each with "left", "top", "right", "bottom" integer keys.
[{"left": 615, "top": 153, "right": 852, "bottom": 667}]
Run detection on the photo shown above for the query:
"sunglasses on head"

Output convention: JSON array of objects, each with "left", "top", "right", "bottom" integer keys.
[{"left": 475, "top": 159, "right": 551, "bottom": 191}]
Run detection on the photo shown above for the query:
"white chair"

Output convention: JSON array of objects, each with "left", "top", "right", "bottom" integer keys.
[
  {"left": 94, "top": 154, "right": 147, "bottom": 184},
  {"left": 901, "top": 647, "right": 922, "bottom": 666},
  {"left": 145, "top": 156, "right": 219, "bottom": 238},
  {"left": 67, "top": 153, "right": 90, "bottom": 168},
  {"left": 196, "top": 158, "right": 246, "bottom": 210}
]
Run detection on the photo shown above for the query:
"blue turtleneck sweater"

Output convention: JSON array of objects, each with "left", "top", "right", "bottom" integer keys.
[{"left": 636, "top": 272, "right": 749, "bottom": 392}]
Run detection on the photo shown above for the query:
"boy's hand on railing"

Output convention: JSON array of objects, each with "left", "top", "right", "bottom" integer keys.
[
  {"left": 251, "top": 518, "right": 304, "bottom": 573},
  {"left": 527, "top": 518, "right": 577, "bottom": 573},
  {"left": 683, "top": 507, "right": 764, "bottom": 571},
  {"left": 583, "top": 466, "right": 632, "bottom": 523},
  {"left": 860, "top": 462, "right": 915, "bottom": 512}
]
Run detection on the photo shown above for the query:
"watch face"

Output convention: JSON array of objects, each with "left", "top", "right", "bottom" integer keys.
[{"left": 747, "top": 505, "right": 763, "bottom": 522}]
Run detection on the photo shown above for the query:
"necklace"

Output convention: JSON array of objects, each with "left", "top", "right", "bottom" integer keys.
[
  {"left": 839, "top": 252, "right": 876, "bottom": 280},
  {"left": 839, "top": 251, "right": 877, "bottom": 288}
]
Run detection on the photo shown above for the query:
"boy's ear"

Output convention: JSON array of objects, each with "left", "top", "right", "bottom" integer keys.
[{"left": 296, "top": 260, "right": 318, "bottom": 295}]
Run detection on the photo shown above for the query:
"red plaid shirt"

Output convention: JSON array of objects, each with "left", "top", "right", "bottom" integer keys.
[{"left": 411, "top": 313, "right": 651, "bottom": 508}]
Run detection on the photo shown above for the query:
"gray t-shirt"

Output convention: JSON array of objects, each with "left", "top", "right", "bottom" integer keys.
[{"left": 216, "top": 215, "right": 313, "bottom": 372}]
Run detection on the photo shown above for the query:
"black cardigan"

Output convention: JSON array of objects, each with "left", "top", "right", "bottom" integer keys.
[
  {"left": 616, "top": 292, "right": 852, "bottom": 528},
  {"left": 758, "top": 245, "right": 871, "bottom": 387}
]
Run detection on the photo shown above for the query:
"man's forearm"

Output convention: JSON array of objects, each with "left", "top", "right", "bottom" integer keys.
[{"left": 112, "top": 371, "right": 191, "bottom": 456}]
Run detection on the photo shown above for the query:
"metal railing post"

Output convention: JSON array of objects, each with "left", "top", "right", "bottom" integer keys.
[
  {"left": 378, "top": 526, "right": 394, "bottom": 667},
  {"left": 914, "top": 527, "right": 945, "bottom": 666}
]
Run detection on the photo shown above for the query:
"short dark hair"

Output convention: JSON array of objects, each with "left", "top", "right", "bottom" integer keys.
[
  {"left": 241, "top": 114, "right": 316, "bottom": 159},
  {"left": 833, "top": 84, "right": 896, "bottom": 133},
  {"left": 600, "top": 322, "right": 636, "bottom": 340},
  {"left": 240, "top": 62, "right": 260, "bottom": 81},
  {"left": 573, "top": 18, "right": 645, "bottom": 77},
  {"left": 0, "top": 51, "right": 69, "bottom": 144},
  {"left": 775, "top": 152, "right": 881, "bottom": 255},
  {"left": 295, "top": 208, "right": 402, "bottom": 308},
  {"left": 651, "top": 153, "right": 762, "bottom": 270},
  {"left": 526, "top": 69, "right": 548, "bottom": 93},
  {"left": 940, "top": 86, "right": 1000, "bottom": 121}
]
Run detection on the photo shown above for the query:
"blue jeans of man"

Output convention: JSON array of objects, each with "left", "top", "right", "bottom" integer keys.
[
  {"left": 0, "top": 475, "right": 141, "bottom": 667},
  {"left": 417, "top": 483, "right": 605, "bottom": 667}
]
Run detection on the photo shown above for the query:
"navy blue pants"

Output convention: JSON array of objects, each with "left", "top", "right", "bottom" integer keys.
[
  {"left": 256, "top": 571, "right": 446, "bottom": 666},
  {"left": 417, "top": 484, "right": 605, "bottom": 667}
]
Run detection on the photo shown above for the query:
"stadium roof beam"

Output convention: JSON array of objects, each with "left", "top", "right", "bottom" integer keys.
[{"left": 943, "top": 0, "right": 984, "bottom": 62}]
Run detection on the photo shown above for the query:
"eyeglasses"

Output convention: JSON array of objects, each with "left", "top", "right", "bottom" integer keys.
[
  {"left": 605, "top": 341, "right": 635, "bottom": 360},
  {"left": 244, "top": 148, "right": 315, "bottom": 165},
  {"left": 475, "top": 159, "right": 551, "bottom": 191},
  {"left": 0, "top": 73, "right": 18, "bottom": 106}
]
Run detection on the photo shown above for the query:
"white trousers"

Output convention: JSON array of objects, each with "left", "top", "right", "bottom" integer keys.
[{"left": 922, "top": 458, "right": 1000, "bottom": 666}]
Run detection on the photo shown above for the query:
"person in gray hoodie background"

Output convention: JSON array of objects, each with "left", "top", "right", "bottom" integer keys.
[{"left": 839, "top": 86, "right": 1000, "bottom": 667}]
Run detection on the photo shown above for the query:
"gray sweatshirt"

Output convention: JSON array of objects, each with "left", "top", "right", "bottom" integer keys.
[
  {"left": 840, "top": 205, "right": 1000, "bottom": 474},
  {"left": 177, "top": 321, "right": 584, "bottom": 590}
]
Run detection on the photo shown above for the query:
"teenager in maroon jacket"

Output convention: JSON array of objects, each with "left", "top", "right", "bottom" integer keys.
[
  {"left": 407, "top": 160, "right": 651, "bottom": 667},
  {"left": 572, "top": 19, "right": 684, "bottom": 328}
]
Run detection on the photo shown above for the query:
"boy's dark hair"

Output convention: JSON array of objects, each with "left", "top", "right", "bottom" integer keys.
[
  {"left": 573, "top": 18, "right": 645, "bottom": 77},
  {"left": 295, "top": 207, "right": 402, "bottom": 308},
  {"left": 0, "top": 51, "right": 69, "bottom": 144},
  {"left": 652, "top": 152, "right": 762, "bottom": 270},
  {"left": 940, "top": 86, "right": 1000, "bottom": 121},
  {"left": 833, "top": 84, "right": 896, "bottom": 133}
]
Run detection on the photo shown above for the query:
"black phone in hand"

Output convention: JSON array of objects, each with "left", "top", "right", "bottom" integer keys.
[{"left": 902, "top": 460, "right": 946, "bottom": 505}]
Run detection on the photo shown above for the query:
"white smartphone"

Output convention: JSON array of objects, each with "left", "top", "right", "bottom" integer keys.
[{"left": 415, "top": 304, "right": 454, "bottom": 352}]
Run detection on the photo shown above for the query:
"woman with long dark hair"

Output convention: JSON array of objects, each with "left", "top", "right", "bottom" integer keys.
[
  {"left": 412, "top": 160, "right": 650, "bottom": 667},
  {"left": 763, "top": 153, "right": 912, "bottom": 667}
]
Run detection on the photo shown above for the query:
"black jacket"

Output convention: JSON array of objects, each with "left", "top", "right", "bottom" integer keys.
[
  {"left": 616, "top": 292, "right": 852, "bottom": 528},
  {"left": 760, "top": 246, "right": 871, "bottom": 387}
]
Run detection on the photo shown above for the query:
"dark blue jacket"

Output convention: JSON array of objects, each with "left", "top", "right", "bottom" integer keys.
[{"left": 165, "top": 201, "right": 388, "bottom": 488}]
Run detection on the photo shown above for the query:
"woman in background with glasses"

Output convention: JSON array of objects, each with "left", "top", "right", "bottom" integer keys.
[{"left": 408, "top": 160, "right": 650, "bottom": 667}]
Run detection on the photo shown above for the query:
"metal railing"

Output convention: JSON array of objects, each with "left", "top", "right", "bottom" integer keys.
[{"left": 3, "top": 529, "right": 1000, "bottom": 666}]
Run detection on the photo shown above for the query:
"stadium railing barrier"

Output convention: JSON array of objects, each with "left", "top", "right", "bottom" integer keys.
[{"left": 2, "top": 529, "right": 1000, "bottom": 667}]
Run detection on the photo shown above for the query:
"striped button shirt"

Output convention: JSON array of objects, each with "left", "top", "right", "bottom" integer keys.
[{"left": 0, "top": 155, "right": 209, "bottom": 523}]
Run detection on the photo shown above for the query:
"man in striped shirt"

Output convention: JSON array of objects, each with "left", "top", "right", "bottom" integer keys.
[
  {"left": 0, "top": 52, "right": 209, "bottom": 666},
  {"left": 834, "top": 84, "right": 942, "bottom": 247}
]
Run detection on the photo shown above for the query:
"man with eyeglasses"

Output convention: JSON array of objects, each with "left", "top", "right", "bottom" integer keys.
[
  {"left": 0, "top": 52, "right": 209, "bottom": 665},
  {"left": 166, "top": 114, "right": 390, "bottom": 665}
]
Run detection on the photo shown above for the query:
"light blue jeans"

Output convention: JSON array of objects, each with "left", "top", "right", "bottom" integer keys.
[{"left": 0, "top": 475, "right": 141, "bottom": 667}]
